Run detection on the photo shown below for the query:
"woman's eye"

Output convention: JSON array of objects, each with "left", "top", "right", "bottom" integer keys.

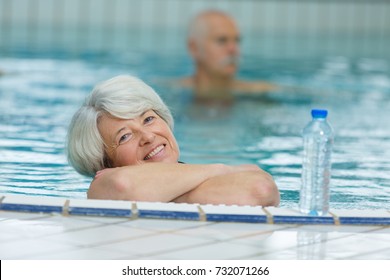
[
  {"left": 119, "top": 133, "right": 131, "bottom": 144},
  {"left": 144, "top": 115, "right": 155, "bottom": 124}
]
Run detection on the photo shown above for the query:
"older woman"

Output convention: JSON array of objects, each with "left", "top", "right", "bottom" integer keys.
[{"left": 67, "top": 75, "right": 280, "bottom": 206}]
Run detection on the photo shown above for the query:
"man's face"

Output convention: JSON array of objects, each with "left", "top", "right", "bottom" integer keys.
[{"left": 194, "top": 15, "right": 240, "bottom": 78}]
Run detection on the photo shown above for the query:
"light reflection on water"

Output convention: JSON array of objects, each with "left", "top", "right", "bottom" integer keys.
[{"left": 0, "top": 52, "right": 389, "bottom": 209}]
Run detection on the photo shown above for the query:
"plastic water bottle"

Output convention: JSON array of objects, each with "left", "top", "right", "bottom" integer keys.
[{"left": 299, "top": 109, "right": 333, "bottom": 216}]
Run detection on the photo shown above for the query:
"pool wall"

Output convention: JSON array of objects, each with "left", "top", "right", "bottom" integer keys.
[
  {"left": 1, "top": 194, "right": 390, "bottom": 226},
  {"left": 0, "top": 0, "right": 389, "bottom": 58},
  {"left": 1, "top": 194, "right": 390, "bottom": 260}
]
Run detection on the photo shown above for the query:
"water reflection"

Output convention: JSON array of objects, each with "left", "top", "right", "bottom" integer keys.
[{"left": 297, "top": 231, "right": 328, "bottom": 260}]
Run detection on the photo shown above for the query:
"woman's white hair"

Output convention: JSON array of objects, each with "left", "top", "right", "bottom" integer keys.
[{"left": 67, "top": 75, "right": 174, "bottom": 177}]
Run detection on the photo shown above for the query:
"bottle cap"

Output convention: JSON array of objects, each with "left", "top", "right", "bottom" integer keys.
[{"left": 311, "top": 109, "right": 328, "bottom": 118}]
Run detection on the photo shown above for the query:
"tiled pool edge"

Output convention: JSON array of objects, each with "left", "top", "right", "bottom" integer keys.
[{"left": 1, "top": 194, "right": 390, "bottom": 226}]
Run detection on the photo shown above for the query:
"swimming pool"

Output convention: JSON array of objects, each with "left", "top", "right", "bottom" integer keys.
[{"left": 1, "top": 50, "right": 389, "bottom": 210}]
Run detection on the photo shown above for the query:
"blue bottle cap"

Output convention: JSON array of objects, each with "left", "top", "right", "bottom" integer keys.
[{"left": 311, "top": 109, "right": 328, "bottom": 118}]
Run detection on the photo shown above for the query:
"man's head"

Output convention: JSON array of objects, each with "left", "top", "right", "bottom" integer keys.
[{"left": 187, "top": 10, "right": 240, "bottom": 79}]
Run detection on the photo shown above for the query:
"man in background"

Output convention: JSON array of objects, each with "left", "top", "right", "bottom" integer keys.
[{"left": 177, "top": 10, "right": 278, "bottom": 103}]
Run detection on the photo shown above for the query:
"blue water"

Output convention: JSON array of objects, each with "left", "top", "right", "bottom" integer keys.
[{"left": 1, "top": 51, "right": 390, "bottom": 210}]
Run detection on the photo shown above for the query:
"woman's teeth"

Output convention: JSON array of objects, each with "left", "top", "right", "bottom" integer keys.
[{"left": 144, "top": 145, "right": 164, "bottom": 160}]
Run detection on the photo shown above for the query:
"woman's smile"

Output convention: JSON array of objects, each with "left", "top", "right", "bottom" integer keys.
[{"left": 144, "top": 144, "right": 165, "bottom": 160}]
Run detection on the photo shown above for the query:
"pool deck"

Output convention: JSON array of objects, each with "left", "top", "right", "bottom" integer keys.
[{"left": 0, "top": 194, "right": 389, "bottom": 260}]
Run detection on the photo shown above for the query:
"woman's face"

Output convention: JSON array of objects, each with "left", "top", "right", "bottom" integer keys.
[{"left": 98, "top": 110, "right": 180, "bottom": 167}]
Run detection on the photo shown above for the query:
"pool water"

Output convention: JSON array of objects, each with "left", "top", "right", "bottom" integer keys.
[{"left": 1, "top": 51, "right": 389, "bottom": 210}]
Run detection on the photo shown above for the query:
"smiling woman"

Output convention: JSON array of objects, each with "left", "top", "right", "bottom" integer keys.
[
  {"left": 67, "top": 75, "right": 280, "bottom": 206},
  {"left": 98, "top": 110, "right": 180, "bottom": 166}
]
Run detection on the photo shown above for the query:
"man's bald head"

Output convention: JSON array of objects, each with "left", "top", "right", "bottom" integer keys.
[
  {"left": 188, "top": 10, "right": 238, "bottom": 44},
  {"left": 187, "top": 10, "right": 240, "bottom": 80}
]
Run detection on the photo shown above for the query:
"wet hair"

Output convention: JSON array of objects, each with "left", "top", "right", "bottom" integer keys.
[{"left": 67, "top": 75, "right": 174, "bottom": 177}]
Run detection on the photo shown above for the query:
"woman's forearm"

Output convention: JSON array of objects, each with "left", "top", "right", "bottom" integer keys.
[
  {"left": 173, "top": 170, "right": 280, "bottom": 207},
  {"left": 88, "top": 162, "right": 233, "bottom": 201},
  {"left": 88, "top": 162, "right": 280, "bottom": 207}
]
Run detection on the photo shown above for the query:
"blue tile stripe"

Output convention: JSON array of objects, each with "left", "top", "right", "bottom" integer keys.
[
  {"left": 272, "top": 215, "right": 335, "bottom": 225},
  {"left": 137, "top": 210, "right": 200, "bottom": 220},
  {"left": 1, "top": 197, "right": 390, "bottom": 225},
  {"left": 68, "top": 207, "right": 132, "bottom": 217},
  {"left": 205, "top": 213, "right": 267, "bottom": 223},
  {"left": 0, "top": 203, "right": 63, "bottom": 214},
  {"left": 339, "top": 217, "right": 390, "bottom": 225}
]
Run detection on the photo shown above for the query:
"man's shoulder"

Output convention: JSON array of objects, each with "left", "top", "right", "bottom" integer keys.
[
  {"left": 233, "top": 79, "right": 279, "bottom": 94},
  {"left": 175, "top": 76, "right": 194, "bottom": 88},
  {"left": 155, "top": 76, "right": 194, "bottom": 89}
]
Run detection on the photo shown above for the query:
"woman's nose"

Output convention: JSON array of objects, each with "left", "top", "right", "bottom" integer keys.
[{"left": 139, "top": 129, "right": 155, "bottom": 146}]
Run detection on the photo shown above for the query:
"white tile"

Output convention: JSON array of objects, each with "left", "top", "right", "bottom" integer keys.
[
  {"left": 232, "top": 228, "right": 356, "bottom": 259},
  {"left": 40, "top": 215, "right": 110, "bottom": 230},
  {"left": 120, "top": 218, "right": 212, "bottom": 233},
  {"left": 0, "top": 238, "right": 78, "bottom": 259},
  {"left": 331, "top": 209, "right": 390, "bottom": 218},
  {"left": 28, "top": 246, "right": 139, "bottom": 260},
  {"left": 177, "top": 222, "right": 290, "bottom": 242},
  {"left": 321, "top": 232, "right": 390, "bottom": 259},
  {"left": 45, "top": 224, "right": 154, "bottom": 246},
  {"left": 372, "top": 226, "right": 390, "bottom": 234},
  {"left": 69, "top": 215, "right": 133, "bottom": 225},
  {"left": 153, "top": 240, "right": 266, "bottom": 260},
  {"left": 0, "top": 217, "right": 76, "bottom": 241},
  {"left": 2, "top": 194, "right": 67, "bottom": 207},
  {"left": 96, "top": 232, "right": 211, "bottom": 258},
  {"left": 249, "top": 239, "right": 330, "bottom": 260},
  {"left": 248, "top": 249, "right": 303, "bottom": 260},
  {"left": 174, "top": 225, "right": 235, "bottom": 241},
  {"left": 282, "top": 224, "right": 381, "bottom": 234},
  {"left": 0, "top": 213, "right": 109, "bottom": 241},
  {"left": 349, "top": 248, "right": 390, "bottom": 260},
  {"left": 0, "top": 210, "right": 50, "bottom": 220},
  {"left": 243, "top": 230, "right": 347, "bottom": 260},
  {"left": 232, "top": 230, "right": 299, "bottom": 251},
  {"left": 69, "top": 198, "right": 132, "bottom": 209}
]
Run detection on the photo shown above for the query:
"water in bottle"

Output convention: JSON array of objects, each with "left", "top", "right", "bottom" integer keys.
[{"left": 300, "top": 109, "right": 333, "bottom": 216}]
